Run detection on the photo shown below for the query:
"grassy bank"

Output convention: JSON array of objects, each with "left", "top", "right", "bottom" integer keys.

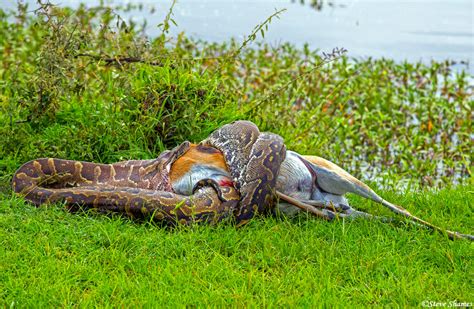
[
  {"left": 0, "top": 3, "right": 472, "bottom": 306},
  {"left": 1, "top": 186, "right": 473, "bottom": 307}
]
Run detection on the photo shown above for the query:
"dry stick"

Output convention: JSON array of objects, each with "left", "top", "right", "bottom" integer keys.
[
  {"left": 75, "top": 53, "right": 167, "bottom": 67},
  {"left": 276, "top": 191, "right": 333, "bottom": 221}
]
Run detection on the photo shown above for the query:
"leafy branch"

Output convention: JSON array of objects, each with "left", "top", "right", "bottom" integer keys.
[{"left": 229, "top": 8, "right": 287, "bottom": 60}]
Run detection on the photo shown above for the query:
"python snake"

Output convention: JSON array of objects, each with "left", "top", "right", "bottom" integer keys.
[
  {"left": 12, "top": 121, "right": 285, "bottom": 225},
  {"left": 12, "top": 121, "right": 474, "bottom": 240}
]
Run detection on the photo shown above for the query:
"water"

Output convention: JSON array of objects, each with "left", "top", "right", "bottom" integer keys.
[{"left": 3, "top": 0, "right": 474, "bottom": 72}]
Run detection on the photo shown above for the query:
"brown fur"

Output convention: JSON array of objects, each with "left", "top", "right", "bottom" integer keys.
[
  {"left": 302, "top": 155, "right": 371, "bottom": 191},
  {"left": 170, "top": 144, "right": 228, "bottom": 184}
]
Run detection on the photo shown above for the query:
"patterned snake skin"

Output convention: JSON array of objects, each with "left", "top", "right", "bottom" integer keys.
[
  {"left": 201, "top": 121, "right": 286, "bottom": 224},
  {"left": 12, "top": 121, "right": 285, "bottom": 225}
]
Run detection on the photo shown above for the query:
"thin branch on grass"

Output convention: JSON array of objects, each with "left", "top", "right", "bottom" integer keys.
[{"left": 276, "top": 191, "right": 334, "bottom": 221}]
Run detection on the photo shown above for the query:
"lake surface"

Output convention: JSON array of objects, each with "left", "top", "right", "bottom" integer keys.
[{"left": 4, "top": 0, "right": 474, "bottom": 72}]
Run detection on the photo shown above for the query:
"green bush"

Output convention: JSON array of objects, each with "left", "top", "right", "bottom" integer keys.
[{"left": 0, "top": 3, "right": 471, "bottom": 191}]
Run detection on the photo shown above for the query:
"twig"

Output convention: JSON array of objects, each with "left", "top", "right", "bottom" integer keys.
[
  {"left": 276, "top": 190, "right": 332, "bottom": 220},
  {"left": 75, "top": 53, "right": 168, "bottom": 67}
]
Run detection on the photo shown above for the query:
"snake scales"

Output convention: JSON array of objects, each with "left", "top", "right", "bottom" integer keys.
[
  {"left": 12, "top": 121, "right": 285, "bottom": 225},
  {"left": 12, "top": 121, "right": 474, "bottom": 240}
]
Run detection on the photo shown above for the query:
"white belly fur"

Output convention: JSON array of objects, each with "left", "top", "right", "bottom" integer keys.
[
  {"left": 172, "top": 165, "right": 231, "bottom": 196},
  {"left": 277, "top": 151, "right": 349, "bottom": 216}
]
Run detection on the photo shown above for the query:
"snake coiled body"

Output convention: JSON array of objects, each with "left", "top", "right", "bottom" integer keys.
[
  {"left": 12, "top": 121, "right": 284, "bottom": 225},
  {"left": 12, "top": 121, "right": 474, "bottom": 240},
  {"left": 12, "top": 142, "right": 240, "bottom": 224},
  {"left": 202, "top": 121, "right": 286, "bottom": 224}
]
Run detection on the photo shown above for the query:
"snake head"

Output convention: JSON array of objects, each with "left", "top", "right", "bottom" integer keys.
[
  {"left": 201, "top": 120, "right": 261, "bottom": 184},
  {"left": 202, "top": 121, "right": 287, "bottom": 223}
]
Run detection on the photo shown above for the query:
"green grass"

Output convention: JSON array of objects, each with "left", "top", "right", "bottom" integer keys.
[
  {"left": 0, "top": 3, "right": 473, "bottom": 307},
  {"left": 1, "top": 187, "right": 472, "bottom": 306}
]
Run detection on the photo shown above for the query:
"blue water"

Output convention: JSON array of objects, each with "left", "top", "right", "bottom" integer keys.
[{"left": 3, "top": 0, "right": 474, "bottom": 72}]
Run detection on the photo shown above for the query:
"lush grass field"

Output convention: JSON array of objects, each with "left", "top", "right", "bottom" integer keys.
[
  {"left": 0, "top": 3, "right": 472, "bottom": 307},
  {"left": 1, "top": 187, "right": 473, "bottom": 306}
]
